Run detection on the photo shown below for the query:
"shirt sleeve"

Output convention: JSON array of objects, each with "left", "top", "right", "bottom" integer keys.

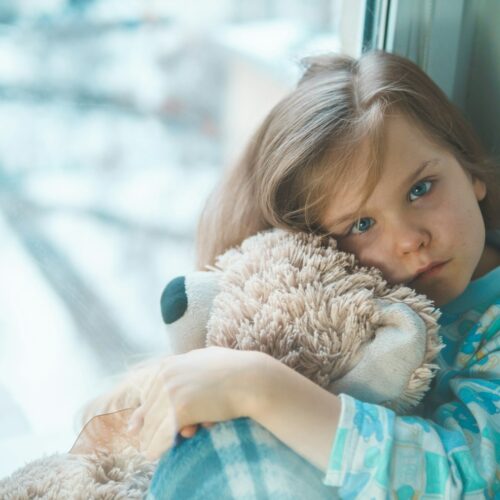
[{"left": 323, "top": 307, "right": 500, "bottom": 499}]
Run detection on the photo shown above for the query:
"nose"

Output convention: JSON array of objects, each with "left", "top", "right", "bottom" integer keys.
[{"left": 386, "top": 215, "right": 431, "bottom": 256}]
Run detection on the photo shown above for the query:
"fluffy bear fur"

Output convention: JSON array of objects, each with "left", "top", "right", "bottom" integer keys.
[
  {"left": 0, "top": 451, "right": 154, "bottom": 500},
  {"left": 206, "top": 230, "right": 442, "bottom": 413}
]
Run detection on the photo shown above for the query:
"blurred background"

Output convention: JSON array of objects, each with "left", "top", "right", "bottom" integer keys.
[{"left": 0, "top": 0, "right": 498, "bottom": 477}]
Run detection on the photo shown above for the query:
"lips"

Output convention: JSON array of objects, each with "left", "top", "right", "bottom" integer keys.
[{"left": 411, "top": 260, "right": 449, "bottom": 283}]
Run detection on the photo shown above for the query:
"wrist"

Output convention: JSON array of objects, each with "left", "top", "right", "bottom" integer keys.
[{"left": 238, "top": 351, "right": 283, "bottom": 420}]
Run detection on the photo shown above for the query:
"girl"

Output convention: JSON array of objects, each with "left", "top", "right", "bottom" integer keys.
[{"left": 128, "top": 51, "right": 500, "bottom": 497}]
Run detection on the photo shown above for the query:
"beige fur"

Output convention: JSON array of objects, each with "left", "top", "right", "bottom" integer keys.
[
  {"left": 207, "top": 230, "right": 442, "bottom": 414},
  {"left": 83, "top": 229, "right": 442, "bottom": 421},
  {"left": 0, "top": 452, "right": 154, "bottom": 500}
]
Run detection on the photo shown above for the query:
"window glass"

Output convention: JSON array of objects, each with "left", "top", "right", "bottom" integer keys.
[{"left": 0, "top": 0, "right": 366, "bottom": 476}]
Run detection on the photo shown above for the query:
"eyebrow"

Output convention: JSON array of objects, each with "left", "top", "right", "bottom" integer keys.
[{"left": 327, "top": 158, "right": 439, "bottom": 228}]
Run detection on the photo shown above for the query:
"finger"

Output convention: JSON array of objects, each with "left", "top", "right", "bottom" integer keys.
[
  {"left": 180, "top": 424, "right": 198, "bottom": 438},
  {"left": 143, "top": 417, "right": 177, "bottom": 461},
  {"left": 127, "top": 407, "right": 145, "bottom": 434},
  {"left": 140, "top": 394, "right": 176, "bottom": 452},
  {"left": 201, "top": 422, "right": 214, "bottom": 428},
  {"left": 141, "top": 364, "right": 172, "bottom": 407}
]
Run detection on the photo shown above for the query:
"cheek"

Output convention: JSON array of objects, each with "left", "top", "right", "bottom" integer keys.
[
  {"left": 338, "top": 238, "right": 386, "bottom": 270},
  {"left": 436, "top": 197, "right": 478, "bottom": 247}
]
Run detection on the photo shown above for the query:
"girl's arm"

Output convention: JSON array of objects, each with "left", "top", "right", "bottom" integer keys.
[
  {"left": 127, "top": 346, "right": 341, "bottom": 467},
  {"left": 252, "top": 309, "right": 500, "bottom": 498},
  {"left": 248, "top": 352, "right": 342, "bottom": 471},
  {"left": 127, "top": 328, "right": 500, "bottom": 498},
  {"left": 323, "top": 307, "right": 500, "bottom": 498}
]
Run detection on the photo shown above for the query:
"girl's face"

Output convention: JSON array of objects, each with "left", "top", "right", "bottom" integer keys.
[{"left": 321, "top": 114, "right": 499, "bottom": 307}]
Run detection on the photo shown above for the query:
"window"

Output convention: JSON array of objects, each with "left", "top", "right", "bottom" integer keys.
[{"left": 0, "top": 0, "right": 368, "bottom": 476}]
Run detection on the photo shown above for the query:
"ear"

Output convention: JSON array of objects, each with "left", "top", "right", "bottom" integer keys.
[
  {"left": 161, "top": 271, "right": 221, "bottom": 354},
  {"left": 473, "top": 177, "right": 486, "bottom": 202}
]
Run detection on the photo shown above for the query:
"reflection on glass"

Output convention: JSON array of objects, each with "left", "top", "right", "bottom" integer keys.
[{"left": 0, "top": 0, "right": 365, "bottom": 478}]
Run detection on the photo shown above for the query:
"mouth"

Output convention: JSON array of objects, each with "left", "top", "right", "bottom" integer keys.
[{"left": 410, "top": 260, "right": 450, "bottom": 284}]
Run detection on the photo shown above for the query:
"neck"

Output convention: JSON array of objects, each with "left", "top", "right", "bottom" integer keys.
[{"left": 472, "top": 243, "right": 500, "bottom": 281}]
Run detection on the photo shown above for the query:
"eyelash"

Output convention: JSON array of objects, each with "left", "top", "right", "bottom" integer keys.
[{"left": 345, "top": 178, "right": 435, "bottom": 236}]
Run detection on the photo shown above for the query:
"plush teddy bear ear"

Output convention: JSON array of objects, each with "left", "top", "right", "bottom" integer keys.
[{"left": 160, "top": 272, "right": 221, "bottom": 354}]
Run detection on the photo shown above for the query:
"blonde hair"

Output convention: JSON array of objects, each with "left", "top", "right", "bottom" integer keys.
[{"left": 196, "top": 50, "right": 500, "bottom": 269}]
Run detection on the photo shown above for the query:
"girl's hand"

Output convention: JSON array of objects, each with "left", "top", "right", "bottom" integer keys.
[{"left": 127, "top": 346, "right": 264, "bottom": 460}]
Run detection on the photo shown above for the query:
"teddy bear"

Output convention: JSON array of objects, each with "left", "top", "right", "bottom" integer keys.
[
  {"left": 161, "top": 228, "right": 443, "bottom": 414},
  {"left": 0, "top": 228, "right": 443, "bottom": 499}
]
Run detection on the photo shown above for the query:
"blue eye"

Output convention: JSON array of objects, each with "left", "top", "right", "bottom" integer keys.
[
  {"left": 349, "top": 217, "right": 374, "bottom": 235},
  {"left": 343, "top": 179, "right": 433, "bottom": 237},
  {"left": 409, "top": 180, "right": 432, "bottom": 201}
]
